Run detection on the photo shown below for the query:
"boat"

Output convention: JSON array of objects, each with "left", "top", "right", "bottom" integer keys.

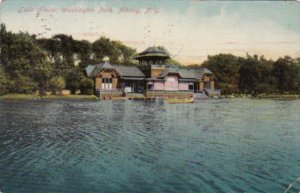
[{"left": 165, "top": 98, "right": 194, "bottom": 104}]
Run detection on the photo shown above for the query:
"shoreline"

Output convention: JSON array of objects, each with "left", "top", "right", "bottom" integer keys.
[
  {"left": 1, "top": 93, "right": 300, "bottom": 101},
  {"left": 0, "top": 94, "right": 98, "bottom": 100},
  {"left": 220, "top": 94, "right": 300, "bottom": 100}
]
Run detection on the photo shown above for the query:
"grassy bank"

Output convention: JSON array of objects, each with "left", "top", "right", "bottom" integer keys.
[
  {"left": 255, "top": 94, "right": 300, "bottom": 99},
  {"left": 0, "top": 94, "right": 41, "bottom": 100},
  {"left": 221, "top": 93, "right": 300, "bottom": 99},
  {"left": 0, "top": 94, "right": 98, "bottom": 100},
  {"left": 41, "top": 94, "right": 98, "bottom": 100}
]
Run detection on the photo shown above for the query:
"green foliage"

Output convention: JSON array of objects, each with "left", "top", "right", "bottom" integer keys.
[
  {"left": 37, "top": 38, "right": 61, "bottom": 61},
  {"left": 239, "top": 55, "right": 275, "bottom": 94},
  {"left": 92, "top": 37, "right": 137, "bottom": 65},
  {"left": 272, "top": 56, "right": 300, "bottom": 93},
  {"left": 217, "top": 83, "right": 239, "bottom": 95},
  {"left": 202, "top": 54, "right": 241, "bottom": 94},
  {"left": 48, "top": 76, "right": 66, "bottom": 94},
  {"left": 32, "top": 62, "right": 54, "bottom": 95},
  {"left": 79, "top": 77, "right": 94, "bottom": 95},
  {"left": 9, "top": 74, "right": 38, "bottom": 94},
  {"left": 65, "top": 68, "right": 94, "bottom": 95},
  {"left": 65, "top": 69, "right": 82, "bottom": 94},
  {"left": 110, "top": 40, "right": 136, "bottom": 64},
  {"left": 92, "top": 37, "right": 115, "bottom": 63},
  {"left": 0, "top": 65, "right": 9, "bottom": 95},
  {"left": 1, "top": 24, "right": 48, "bottom": 94},
  {"left": 74, "top": 40, "right": 93, "bottom": 68}
]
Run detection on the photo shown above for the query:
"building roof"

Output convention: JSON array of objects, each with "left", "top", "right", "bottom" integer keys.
[
  {"left": 158, "top": 67, "right": 195, "bottom": 80},
  {"left": 192, "top": 68, "right": 213, "bottom": 80},
  {"left": 85, "top": 62, "right": 214, "bottom": 81},
  {"left": 114, "top": 65, "right": 145, "bottom": 77},
  {"left": 157, "top": 67, "right": 213, "bottom": 80},
  {"left": 85, "top": 65, "right": 95, "bottom": 77},
  {"left": 85, "top": 62, "right": 114, "bottom": 77},
  {"left": 85, "top": 63, "right": 144, "bottom": 78},
  {"left": 158, "top": 67, "right": 180, "bottom": 78},
  {"left": 140, "top": 47, "right": 166, "bottom": 55},
  {"left": 179, "top": 69, "right": 197, "bottom": 79},
  {"left": 134, "top": 47, "right": 170, "bottom": 60}
]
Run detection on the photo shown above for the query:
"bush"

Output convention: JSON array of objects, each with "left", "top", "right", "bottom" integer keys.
[
  {"left": 8, "top": 75, "right": 38, "bottom": 94},
  {"left": 48, "top": 76, "right": 66, "bottom": 95},
  {"left": 80, "top": 77, "right": 94, "bottom": 95},
  {"left": 65, "top": 71, "right": 81, "bottom": 94},
  {"left": 218, "top": 83, "right": 239, "bottom": 95}
]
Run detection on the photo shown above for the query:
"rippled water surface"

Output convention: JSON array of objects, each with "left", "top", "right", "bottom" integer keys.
[{"left": 0, "top": 99, "right": 300, "bottom": 193}]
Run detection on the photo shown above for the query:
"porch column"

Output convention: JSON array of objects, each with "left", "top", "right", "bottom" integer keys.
[
  {"left": 210, "top": 81, "right": 215, "bottom": 90},
  {"left": 132, "top": 82, "right": 135, "bottom": 93},
  {"left": 95, "top": 78, "right": 102, "bottom": 90},
  {"left": 112, "top": 78, "right": 118, "bottom": 89},
  {"left": 199, "top": 81, "right": 204, "bottom": 92}
]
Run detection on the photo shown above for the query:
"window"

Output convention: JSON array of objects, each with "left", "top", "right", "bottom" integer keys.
[
  {"left": 102, "top": 78, "right": 112, "bottom": 83},
  {"left": 148, "top": 84, "right": 154, "bottom": 90},
  {"left": 102, "top": 78, "right": 112, "bottom": 90}
]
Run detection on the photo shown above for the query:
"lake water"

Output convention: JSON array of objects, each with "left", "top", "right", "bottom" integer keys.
[{"left": 0, "top": 99, "right": 299, "bottom": 193}]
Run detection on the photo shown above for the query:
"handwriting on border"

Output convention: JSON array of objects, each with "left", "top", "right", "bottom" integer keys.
[{"left": 18, "top": 7, "right": 160, "bottom": 15}]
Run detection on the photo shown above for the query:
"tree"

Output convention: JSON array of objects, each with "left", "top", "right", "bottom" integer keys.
[
  {"left": 92, "top": 37, "right": 114, "bottom": 63},
  {"left": 51, "top": 34, "right": 76, "bottom": 75},
  {"left": 8, "top": 72, "right": 38, "bottom": 94},
  {"left": 91, "top": 37, "right": 137, "bottom": 65},
  {"left": 0, "top": 64, "right": 9, "bottom": 95},
  {"left": 64, "top": 67, "right": 94, "bottom": 95},
  {"left": 272, "top": 56, "right": 300, "bottom": 93},
  {"left": 239, "top": 55, "right": 275, "bottom": 94},
  {"left": 79, "top": 77, "right": 94, "bottom": 95},
  {"left": 111, "top": 40, "right": 136, "bottom": 65},
  {"left": 73, "top": 40, "right": 92, "bottom": 68},
  {"left": 202, "top": 54, "right": 241, "bottom": 94},
  {"left": 37, "top": 38, "right": 61, "bottom": 62},
  {"left": 1, "top": 24, "right": 49, "bottom": 94}
]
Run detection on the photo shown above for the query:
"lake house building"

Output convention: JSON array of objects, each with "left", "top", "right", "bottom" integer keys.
[{"left": 85, "top": 47, "right": 220, "bottom": 98}]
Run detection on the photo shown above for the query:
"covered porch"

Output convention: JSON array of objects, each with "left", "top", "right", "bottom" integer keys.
[{"left": 119, "top": 78, "right": 145, "bottom": 93}]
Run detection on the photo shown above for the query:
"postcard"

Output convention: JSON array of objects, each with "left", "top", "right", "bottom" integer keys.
[{"left": 0, "top": 0, "right": 299, "bottom": 193}]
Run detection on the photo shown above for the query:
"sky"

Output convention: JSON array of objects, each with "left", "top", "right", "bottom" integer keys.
[{"left": 1, "top": 0, "right": 300, "bottom": 65}]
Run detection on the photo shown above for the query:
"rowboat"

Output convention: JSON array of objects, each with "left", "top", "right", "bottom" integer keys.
[{"left": 165, "top": 98, "right": 194, "bottom": 104}]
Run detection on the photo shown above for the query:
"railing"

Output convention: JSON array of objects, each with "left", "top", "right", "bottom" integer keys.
[
  {"left": 147, "top": 89, "right": 194, "bottom": 93},
  {"left": 193, "top": 92, "right": 209, "bottom": 99},
  {"left": 97, "top": 89, "right": 124, "bottom": 98},
  {"left": 194, "top": 90, "right": 204, "bottom": 93},
  {"left": 97, "top": 88, "right": 123, "bottom": 92},
  {"left": 205, "top": 89, "right": 221, "bottom": 96}
]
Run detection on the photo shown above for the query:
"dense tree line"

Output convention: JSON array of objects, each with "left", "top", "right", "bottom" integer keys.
[
  {"left": 1, "top": 23, "right": 299, "bottom": 96},
  {"left": 200, "top": 54, "right": 300, "bottom": 95},
  {"left": 0, "top": 23, "right": 137, "bottom": 95}
]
